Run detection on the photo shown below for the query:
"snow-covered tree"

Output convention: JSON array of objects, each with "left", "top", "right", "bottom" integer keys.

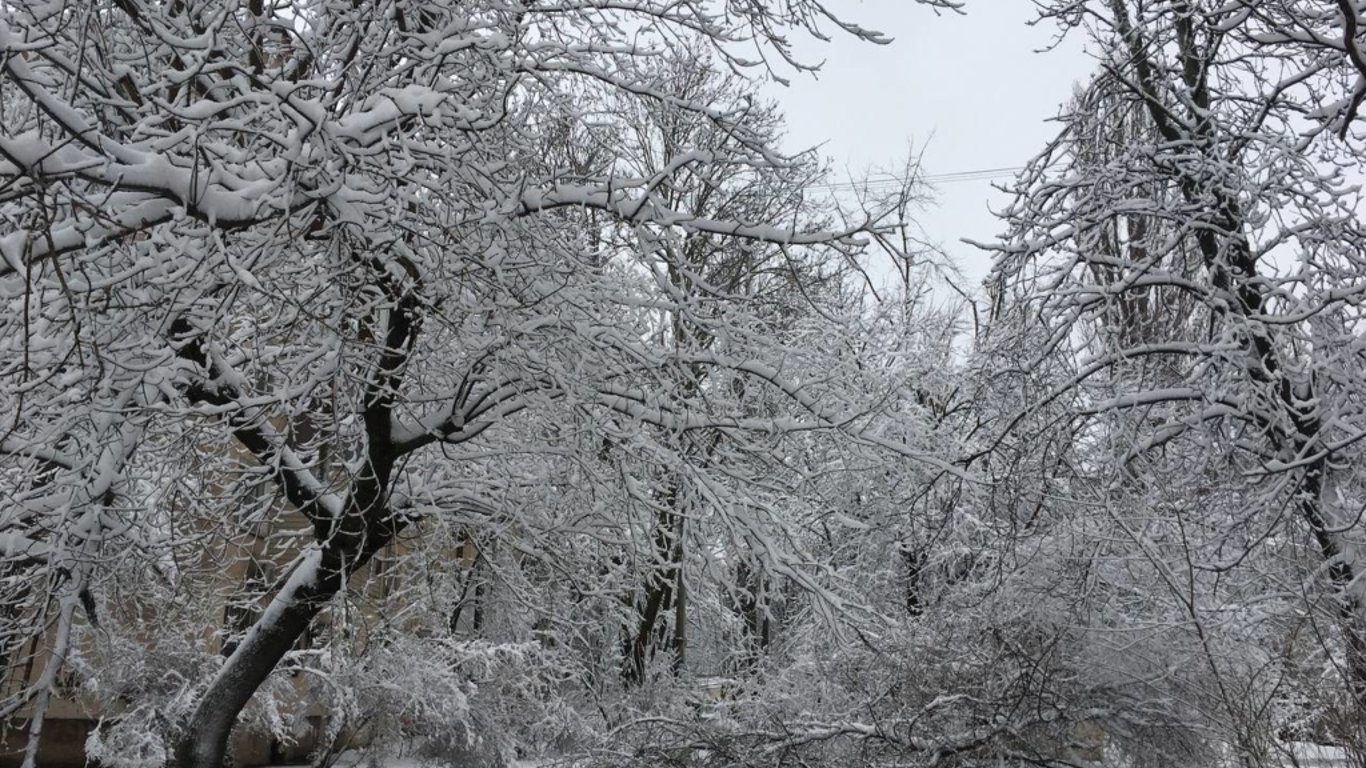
[
  {"left": 986, "top": 0, "right": 1366, "bottom": 762},
  {"left": 0, "top": 1, "right": 961, "bottom": 767}
]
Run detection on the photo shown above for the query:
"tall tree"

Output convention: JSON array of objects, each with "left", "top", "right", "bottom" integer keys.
[{"left": 987, "top": 0, "right": 1366, "bottom": 761}]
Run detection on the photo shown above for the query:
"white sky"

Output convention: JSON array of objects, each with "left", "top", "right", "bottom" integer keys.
[{"left": 763, "top": 2, "right": 1096, "bottom": 294}]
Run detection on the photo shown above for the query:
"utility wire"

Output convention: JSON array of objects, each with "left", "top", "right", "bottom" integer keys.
[{"left": 809, "top": 165, "right": 1024, "bottom": 192}]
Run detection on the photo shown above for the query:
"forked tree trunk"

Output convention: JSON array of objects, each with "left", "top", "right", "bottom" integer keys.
[{"left": 169, "top": 276, "right": 414, "bottom": 768}]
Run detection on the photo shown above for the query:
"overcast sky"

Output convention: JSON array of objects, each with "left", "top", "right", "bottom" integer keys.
[{"left": 762, "top": 3, "right": 1097, "bottom": 294}]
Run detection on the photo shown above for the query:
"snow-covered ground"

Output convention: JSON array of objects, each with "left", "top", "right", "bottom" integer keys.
[
  {"left": 1281, "top": 743, "right": 1351, "bottom": 767},
  {"left": 268, "top": 744, "right": 1353, "bottom": 768},
  {"left": 267, "top": 753, "right": 551, "bottom": 768}
]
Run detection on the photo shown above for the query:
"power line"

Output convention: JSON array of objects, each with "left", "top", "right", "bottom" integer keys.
[{"left": 809, "top": 165, "right": 1024, "bottom": 192}]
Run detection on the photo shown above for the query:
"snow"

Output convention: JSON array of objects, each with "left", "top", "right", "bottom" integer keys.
[
  {"left": 0, "top": 531, "right": 50, "bottom": 563},
  {"left": 7, "top": 4, "right": 1366, "bottom": 768},
  {"left": 265, "top": 751, "right": 549, "bottom": 768},
  {"left": 1279, "top": 744, "right": 1350, "bottom": 767},
  {"left": 256, "top": 545, "right": 324, "bottom": 632},
  {"left": 256, "top": 746, "right": 1352, "bottom": 768}
]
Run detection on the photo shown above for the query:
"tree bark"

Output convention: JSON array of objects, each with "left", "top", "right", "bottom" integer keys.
[
  {"left": 170, "top": 520, "right": 400, "bottom": 768},
  {"left": 172, "top": 586, "right": 320, "bottom": 768}
]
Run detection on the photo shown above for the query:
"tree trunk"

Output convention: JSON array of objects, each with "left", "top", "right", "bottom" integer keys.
[
  {"left": 170, "top": 519, "right": 398, "bottom": 768},
  {"left": 672, "top": 569, "right": 686, "bottom": 673},
  {"left": 172, "top": 589, "right": 321, "bottom": 768}
]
